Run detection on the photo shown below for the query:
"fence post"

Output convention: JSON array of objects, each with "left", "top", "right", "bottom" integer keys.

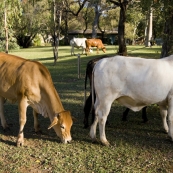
[
  {"left": 74, "top": 53, "right": 81, "bottom": 78},
  {"left": 77, "top": 53, "right": 81, "bottom": 79}
]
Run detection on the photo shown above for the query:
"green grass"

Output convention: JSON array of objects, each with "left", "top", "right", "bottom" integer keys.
[{"left": 0, "top": 45, "right": 173, "bottom": 173}]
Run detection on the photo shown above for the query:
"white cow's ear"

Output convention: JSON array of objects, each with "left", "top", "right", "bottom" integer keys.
[{"left": 48, "top": 117, "right": 58, "bottom": 129}]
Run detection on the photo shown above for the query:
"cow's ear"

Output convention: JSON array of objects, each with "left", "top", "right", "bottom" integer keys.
[
  {"left": 48, "top": 116, "right": 58, "bottom": 129},
  {"left": 72, "top": 116, "right": 77, "bottom": 122}
]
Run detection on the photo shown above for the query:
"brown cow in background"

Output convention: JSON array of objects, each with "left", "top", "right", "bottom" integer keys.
[{"left": 85, "top": 39, "right": 106, "bottom": 55}]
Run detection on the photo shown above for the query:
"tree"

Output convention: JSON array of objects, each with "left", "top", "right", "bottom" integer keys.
[
  {"left": 108, "top": 0, "right": 132, "bottom": 56},
  {"left": 64, "top": 0, "right": 117, "bottom": 39},
  {"left": 86, "top": 0, "right": 117, "bottom": 39},
  {"left": 87, "top": 0, "right": 105, "bottom": 38},
  {"left": 52, "top": 0, "right": 65, "bottom": 64},
  {"left": 141, "top": 0, "right": 173, "bottom": 57},
  {"left": 14, "top": 0, "right": 50, "bottom": 48},
  {"left": 0, "top": 0, "right": 21, "bottom": 53},
  {"left": 160, "top": 1, "right": 173, "bottom": 57},
  {"left": 126, "top": 3, "right": 144, "bottom": 45}
]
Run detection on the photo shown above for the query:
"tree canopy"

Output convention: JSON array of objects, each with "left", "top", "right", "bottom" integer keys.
[{"left": 0, "top": 0, "right": 172, "bottom": 57}]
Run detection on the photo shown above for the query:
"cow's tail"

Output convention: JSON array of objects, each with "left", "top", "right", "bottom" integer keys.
[
  {"left": 84, "top": 68, "right": 88, "bottom": 107},
  {"left": 91, "top": 68, "right": 95, "bottom": 110}
]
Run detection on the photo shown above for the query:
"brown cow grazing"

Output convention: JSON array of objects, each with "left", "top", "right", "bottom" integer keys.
[
  {"left": 85, "top": 39, "right": 106, "bottom": 55},
  {"left": 0, "top": 52, "right": 73, "bottom": 146}
]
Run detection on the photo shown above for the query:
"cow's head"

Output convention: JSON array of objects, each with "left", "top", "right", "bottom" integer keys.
[
  {"left": 48, "top": 111, "right": 73, "bottom": 143},
  {"left": 102, "top": 47, "right": 106, "bottom": 53}
]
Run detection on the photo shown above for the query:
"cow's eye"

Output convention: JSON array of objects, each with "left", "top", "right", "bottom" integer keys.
[{"left": 60, "top": 125, "right": 65, "bottom": 129}]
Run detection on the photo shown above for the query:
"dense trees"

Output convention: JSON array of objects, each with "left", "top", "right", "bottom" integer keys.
[
  {"left": 0, "top": 0, "right": 173, "bottom": 58},
  {"left": 160, "top": 0, "right": 173, "bottom": 57}
]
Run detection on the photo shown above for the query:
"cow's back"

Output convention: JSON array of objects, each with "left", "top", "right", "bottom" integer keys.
[
  {"left": 0, "top": 53, "right": 52, "bottom": 102},
  {"left": 73, "top": 38, "right": 87, "bottom": 48},
  {"left": 86, "top": 39, "right": 103, "bottom": 47},
  {"left": 94, "top": 55, "right": 173, "bottom": 110}
]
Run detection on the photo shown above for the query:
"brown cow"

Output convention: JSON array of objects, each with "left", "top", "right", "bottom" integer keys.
[
  {"left": 0, "top": 52, "right": 73, "bottom": 146},
  {"left": 85, "top": 39, "right": 106, "bottom": 55}
]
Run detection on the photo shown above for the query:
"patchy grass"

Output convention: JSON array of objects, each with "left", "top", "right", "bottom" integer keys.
[{"left": 0, "top": 45, "right": 173, "bottom": 173}]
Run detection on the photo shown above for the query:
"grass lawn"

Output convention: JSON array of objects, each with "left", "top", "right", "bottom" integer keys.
[{"left": 0, "top": 45, "right": 173, "bottom": 173}]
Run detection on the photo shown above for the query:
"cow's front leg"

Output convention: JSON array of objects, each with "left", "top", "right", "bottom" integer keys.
[
  {"left": 159, "top": 105, "right": 168, "bottom": 133},
  {"left": 0, "top": 96, "right": 8, "bottom": 130},
  {"left": 17, "top": 97, "right": 28, "bottom": 147},
  {"left": 71, "top": 46, "right": 74, "bottom": 56},
  {"left": 96, "top": 47, "right": 99, "bottom": 54},
  {"left": 82, "top": 47, "right": 86, "bottom": 55},
  {"left": 168, "top": 98, "right": 173, "bottom": 141},
  {"left": 86, "top": 47, "right": 90, "bottom": 55}
]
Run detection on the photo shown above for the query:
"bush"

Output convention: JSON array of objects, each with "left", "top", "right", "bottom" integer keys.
[{"left": 0, "top": 39, "right": 20, "bottom": 51}]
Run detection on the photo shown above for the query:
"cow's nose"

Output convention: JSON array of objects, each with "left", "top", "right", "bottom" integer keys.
[
  {"left": 66, "top": 137, "right": 72, "bottom": 144},
  {"left": 62, "top": 137, "right": 72, "bottom": 144}
]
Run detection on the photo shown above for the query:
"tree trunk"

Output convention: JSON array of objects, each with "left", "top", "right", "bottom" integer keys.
[
  {"left": 4, "top": 0, "right": 8, "bottom": 54},
  {"left": 160, "top": 4, "right": 173, "bottom": 58},
  {"left": 145, "top": 7, "right": 153, "bottom": 47},
  {"left": 64, "top": 11, "right": 69, "bottom": 45},
  {"left": 118, "top": 2, "right": 127, "bottom": 56},
  {"left": 92, "top": 4, "right": 100, "bottom": 38},
  {"left": 53, "top": 0, "right": 58, "bottom": 65}
]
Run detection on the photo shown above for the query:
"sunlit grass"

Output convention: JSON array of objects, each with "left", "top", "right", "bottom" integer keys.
[{"left": 0, "top": 45, "right": 172, "bottom": 173}]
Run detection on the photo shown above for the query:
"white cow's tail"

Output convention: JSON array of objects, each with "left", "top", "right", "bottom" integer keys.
[
  {"left": 84, "top": 70, "right": 87, "bottom": 107},
  {"left": 91, "top": 69, "right": 95, "bottom": 110}
]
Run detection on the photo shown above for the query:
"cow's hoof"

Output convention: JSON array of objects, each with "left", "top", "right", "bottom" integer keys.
[
  {"left": 101, "top": 140, "right": 110, "bottom": 146},
  {"left": 91, "top": 138, "right": 99, "bottom": 144},
  {"left": 3, "top": 126, "right": 10, "bottom": 132},
  {"left": 142, "top": 119, "right": 148, "bottom": 123},
  {"left": 17, "top": 140, "right": 24, "bottom": 147},
  {"left": 34, "top": 129, "right": 43, "bottom": 135},
  {"left": 164, "top": 129, "right": 168, "bottom": 134},
  {"left": 2, "top": 123, "right": 14, "bottom": 132},
  {"left": 17, "top": 134, "right": 24, "bottom": 147},
  {"left": 89, "top": 130, "right": 96, "bottom": 140}
]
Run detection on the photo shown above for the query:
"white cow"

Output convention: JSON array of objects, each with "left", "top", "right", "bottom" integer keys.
[
  {"left": 90, "top": 55, "right": 173, "bottom": 146},
  {"left": 70, "top": 37, "right": 92, "bottom": 55}
]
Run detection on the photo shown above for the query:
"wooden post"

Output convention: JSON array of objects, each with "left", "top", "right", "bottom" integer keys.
[{"left": 77, "top": 54, "right": 80, "bottom": 79}]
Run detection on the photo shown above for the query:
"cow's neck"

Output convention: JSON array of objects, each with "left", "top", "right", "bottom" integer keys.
[{"left": 29, "top": 87, "right": 65, "bottom": 119}]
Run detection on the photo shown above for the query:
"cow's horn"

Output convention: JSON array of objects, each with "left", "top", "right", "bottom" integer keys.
[{"left": 48, "top": 117, "right": 58, "bottom": 129}]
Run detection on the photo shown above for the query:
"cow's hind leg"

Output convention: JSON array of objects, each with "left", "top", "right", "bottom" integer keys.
[
  {"left": 71, "top": 46, "right": 74, "bottom": 56},
  {"left": 83, "top": 94, "right": 92, "bottom": 128},
  {"left": 0, "top": 96, "right": 8, "bottom": 130},
  {"left": 90, "top": 96, "right": 99, "bottom": 142},
  {"left": 90, "top": 98, "right": 112, "bottom": 146},
  {"left": 33, "top": 110, "right": 41, "bottom": 133},
  {"left": 90, "top": 112, "right": 98, "bottom": 142},
  {"left": 142, "top": 106, "right": 148, "bottom": 123},
  {"left": 159, "top": 105, "right": 168, "bottom": 133},
  {"left": 98, "top": 104, "right": 111, "bottom": 146},
  {"left": 122, "top": 108, "right": 130, "bottom": 121},
  {"left": 17, "top": 96, "right": 28, "bottom": 147}
]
